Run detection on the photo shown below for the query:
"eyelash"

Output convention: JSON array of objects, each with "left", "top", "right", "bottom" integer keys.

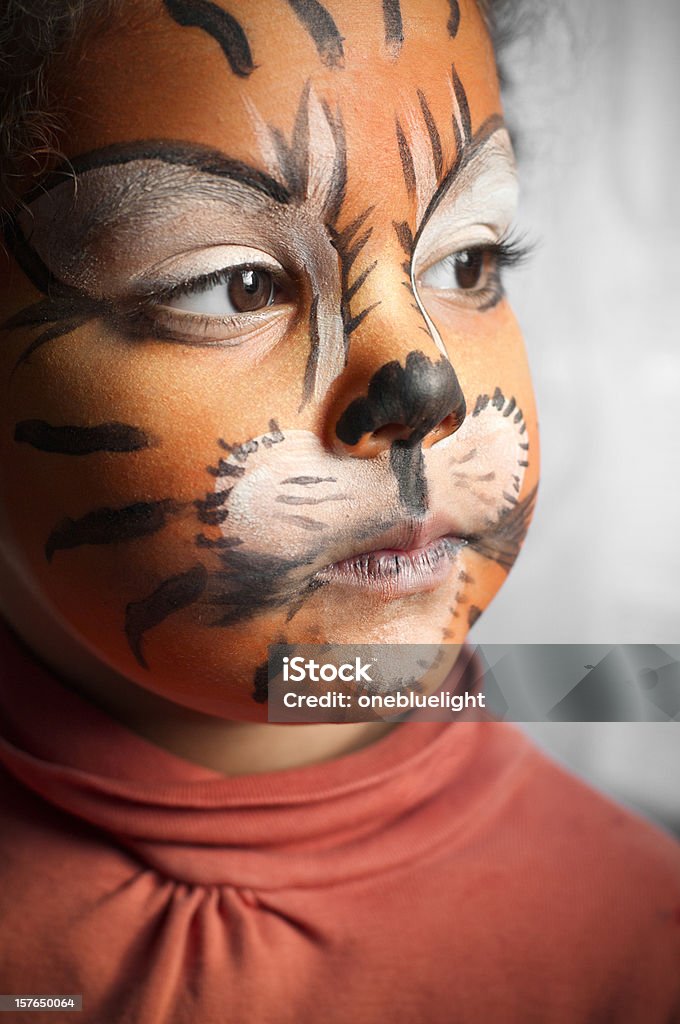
[
  {"left": 154, "top": 264, "right": 283, "bottom": 303},
  {"left": 485, "top": 232, "right": 533, "bottom": 272},
  {"left": 418, "top": 231, "right": 533, "bottom": 312},
  {"left": 127, "top": 263, "right": 291, "bottom": 343}
]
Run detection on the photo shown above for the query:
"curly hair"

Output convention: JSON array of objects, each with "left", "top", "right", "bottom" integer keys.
[
  {"left": 0, "top": 1, "right": 113, "bottom": 212},
  {"left": 0, "top": 0, "right": 521, "bottom": 215}
]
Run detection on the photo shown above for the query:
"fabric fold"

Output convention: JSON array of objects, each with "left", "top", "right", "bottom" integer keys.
[{"left": 0, "top": 622, "right": 498, "bottom": 886}]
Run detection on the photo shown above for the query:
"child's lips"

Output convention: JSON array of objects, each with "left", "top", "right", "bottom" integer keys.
[{"left": 315, "top": 519, "right": 467, "bottom": 596}]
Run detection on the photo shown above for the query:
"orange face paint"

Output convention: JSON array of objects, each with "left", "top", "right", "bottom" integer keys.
[{"left": 0, "top": 0, "right": 539, "bottom": 720}]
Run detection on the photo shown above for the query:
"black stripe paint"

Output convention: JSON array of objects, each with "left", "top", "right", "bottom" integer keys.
[
  {"left": 282, "top": 514, "right": 328, "bottom": 531},
  {"left": 271, "top": 82, "right": 311, "bottom": 201},
  {"left": 393, "top": 220, "right": 414, "bottom": 257},
  {"left": 281, "top": 476, "right": 338, "bottom": 485},
  {"left": 468, "top": 605, "right": 481, "bottom": 628},
  {"left": 451, "top": 62, "right": 472, "bottom": 141},
  {"left": 418, "top": 90, "right": 443, "bottom": 180},
  {"left": 28, "top": 141, "right": 291, "bottom": 206},
  {"left": 395, "top": 118, "right": 417, "bottom": 196},
  {"left": 1, "top": 218, "right": 57, "bottom": 296},
  {"left": 252, "top": 660, "right": 270, "bottom": 703},
  {"left": 14, "top": 420, "right": 153, "bottom": 455},
  {"left": 283, "top": 0, "right": 344, "bottom": 68},
  {"left": 410, "top": 113, "right": 505, "bottom": 271},
  {"left": 333, "top": 207, "right": 373, "bottom": 250},
  {"left": 342, "top": 226, "right": 373, "bottom": 277},
  {"left": 126, "top": 564, "right": 208, "bottom": 668},
  {"left": 447, "top": 0, "right": 460, "bottom": 37},
  {"left": 163, "top": 0, "right": 254, "bottom": 77},
  {"left": 195, "top": 533, "right": 243, "bottom": 548},
  {"left": 203, "top": 547, "right": 328, "bottom": 628},
  {"left": 7, "top": 301, "right": 103, "bottom": 374},
  {"left": 276, "top": 494, "right": 347, "bottom": 506},
  {"left": 329, "top": 205, "right": 379, "bottom": 351},
  {"left": 468, "top": 485, "right": 538, "bottom": 573},
  {"left": 472, "top": 394, "right": 489, "bottom": 416},
  {"left": 345, "top": 259, "right": 377, "bottom": 304},
  {"left": 390, "top": 442, "right": 428, "bottom": 516},
  {"left": 382, "top": 0, "right": 404, "bottom": 51},
  {"left": 345, "top": 301, "right": 381, "bottom": 337},
  {"left": 270, "top": 84, "right": 348, "bottom": 223},
  {"left": 206, "top": 459, "right": 246, "bottom": 478},
  {"left": 300, "top": 294, "right": 321, "bottom": 408},
  {"left": 45, "top": 499, "right": 182, "bottom": 562}
]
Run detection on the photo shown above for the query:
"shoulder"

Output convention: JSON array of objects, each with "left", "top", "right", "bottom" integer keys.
[
  {"left": 478, "top": 725, "right": 680, "bottom": 1013},
  {"left": 428, "top": 723, "right": 680, "bottom": 1019},
  {"left": 497, "top": 724, "right": 680, "bottom": 885}
]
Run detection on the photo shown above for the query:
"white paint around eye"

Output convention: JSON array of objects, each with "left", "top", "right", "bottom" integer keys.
[
  {"left": 305, "top": 88, "right": 339, "bottom": 213},
  {"left": 241, "top": 95, "right": 282, "bottom": 179},
  {"left": 414, "top": 128, "right": 519, "bottom": 275},
  {"left": 400, "top": 100, "right": 439, "bottom": 227},
  {"left": 450, "top": 82, "right": 467, "bottom": 153},
  {"left": 137, "top": 244, "right": 284, "bottom": 292},
  {"left": 244, "top": 86, "right": 340, "bottom": 214}
]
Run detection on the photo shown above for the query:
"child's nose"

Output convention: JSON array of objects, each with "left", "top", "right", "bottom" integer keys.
[
  {"left": 325, "top": 269, "right": 466, "bottom": 459},
  {"left": 331, "top": 351, "right": 465, "bottom": 459}
]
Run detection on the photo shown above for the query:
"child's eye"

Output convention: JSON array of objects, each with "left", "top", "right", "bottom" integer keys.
[
  {"left": 417, "top": 234, "right": 531, "bottom": 312},
  {"left": 133, "top": 253, "right": 296, "bottom": 345},
  {"left": 420, "top": 249, "right": 490, "bottom": 293},
  {"left": 166, "top": 267, "right": 280, "bottom": 316}
]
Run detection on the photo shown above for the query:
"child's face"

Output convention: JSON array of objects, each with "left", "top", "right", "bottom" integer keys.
[{"left": 0, "top": 0, "right": 538, "bottom": 719}]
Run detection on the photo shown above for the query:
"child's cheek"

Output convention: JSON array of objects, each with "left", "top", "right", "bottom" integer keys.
[{"left": 0, "top": 301, "right": 312, "bottom": 716}]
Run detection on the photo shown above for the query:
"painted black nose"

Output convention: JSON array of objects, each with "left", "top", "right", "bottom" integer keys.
[{"left": 334, "top": 350, "right": 466, "bottom": 458}]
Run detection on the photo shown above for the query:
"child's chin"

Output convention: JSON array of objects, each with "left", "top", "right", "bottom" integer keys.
[{"left": 105, "top": 593, "right": 475, "bottom": 724}]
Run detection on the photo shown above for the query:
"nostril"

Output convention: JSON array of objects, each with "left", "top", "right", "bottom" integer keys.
[
  {"left": 371, "top": 424, "right": 415, "bottom": 445},
  {"left": 349, "top": 424, "right": 419, "bottom": 458},
  {"left": 422, "top": 412, "right": 464, "bottom": 449}
]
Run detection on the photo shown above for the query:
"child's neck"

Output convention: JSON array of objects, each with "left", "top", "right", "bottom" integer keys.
[{"left": 63, "top": 665, "right": 398, "bottom": 774}]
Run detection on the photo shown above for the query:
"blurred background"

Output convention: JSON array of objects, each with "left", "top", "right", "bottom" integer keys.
[{"left": 471, "top": 0, "right": 680, "bottom": 836}]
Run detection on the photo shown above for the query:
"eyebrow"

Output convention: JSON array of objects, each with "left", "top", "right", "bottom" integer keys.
[
  {"left": 5, "top": 141, "right": 294, "bottom": 303},
  {"left": 20, "top": 140, "right": 292, "bottom": 209}
]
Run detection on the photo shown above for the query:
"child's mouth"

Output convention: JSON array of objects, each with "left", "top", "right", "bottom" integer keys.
[{"left": 315, "top": 535, "right": 464, "bottom": 596}]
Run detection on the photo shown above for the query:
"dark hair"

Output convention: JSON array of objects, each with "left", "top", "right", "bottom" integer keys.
[{"left": 0, "top": 0, "right": 523, "bottom": 214}]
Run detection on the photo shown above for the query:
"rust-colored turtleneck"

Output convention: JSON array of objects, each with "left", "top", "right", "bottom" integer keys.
[{"left": 0, "top": 622, "right": 678, "bottom": 1023}]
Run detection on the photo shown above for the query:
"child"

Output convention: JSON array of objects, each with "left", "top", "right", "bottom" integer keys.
[{"left": 0, "top": 1, "right": 678, "bottom": 1020}]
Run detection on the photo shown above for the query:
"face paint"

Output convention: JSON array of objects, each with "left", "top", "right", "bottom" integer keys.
[
  {"left": 163, "top": 0, "right": 255, "bottom": 78},
  {"left": 281, "top": 0, "right": 345, "bottom": 68},
  {"left": 13, "top": 421, "right": 156, "bottom": 455},
  {"left": 0, "top": 0, "right": 539, "bottom": 721},
  {"left": 382, "top": 0, "right": 404, "bottom": 53}
]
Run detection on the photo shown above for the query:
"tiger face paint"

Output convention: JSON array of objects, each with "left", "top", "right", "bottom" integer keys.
[{"left": 0, "top": 0, "right": 539, "bottom": 720}]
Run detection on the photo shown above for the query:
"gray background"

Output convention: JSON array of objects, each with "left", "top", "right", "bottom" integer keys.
[{"left": 470, "top": 0, "right": 680, "bottom": 835}]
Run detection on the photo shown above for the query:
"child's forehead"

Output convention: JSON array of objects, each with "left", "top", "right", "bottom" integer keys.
[{"left": 51, "top": 0, "right": 500, "bottom": 169}]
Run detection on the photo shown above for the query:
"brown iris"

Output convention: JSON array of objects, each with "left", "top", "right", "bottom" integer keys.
[
  {"left": 228, "top": 269, "right": 275, "bottom": 312},
  {"left": 453, "top": 250, "right": 484, "bottom": 290}
]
